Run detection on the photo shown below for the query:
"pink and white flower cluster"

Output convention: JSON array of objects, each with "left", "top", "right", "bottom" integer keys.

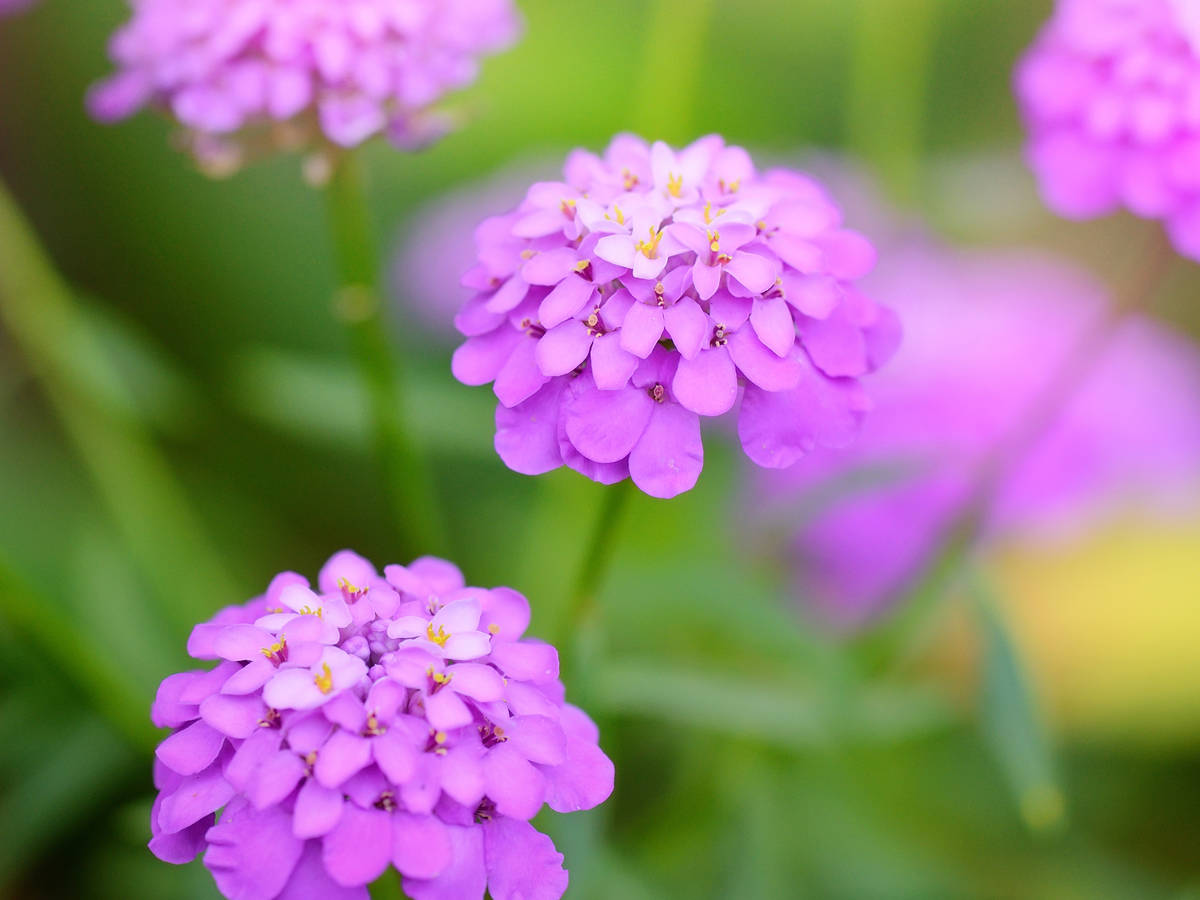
[
  {"left": 89, "top": 0, "right": 520, "bottom": 166},
  {"left": 150, "top": 551, "right": 613, "bottom": 900},
  {"left": 1017, "top": 0, "right": 1200, "bottom": 259},
  {"left": 452, "top": 134, "right": 899, "bottom": 498}
]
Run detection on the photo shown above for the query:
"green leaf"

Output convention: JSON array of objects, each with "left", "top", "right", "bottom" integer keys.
[
  {"left": 967, "top": 570, "right": 1066, "bottom": 835},
  {"left": 0, "top": 715, "right": 137, "bottom": 887}
]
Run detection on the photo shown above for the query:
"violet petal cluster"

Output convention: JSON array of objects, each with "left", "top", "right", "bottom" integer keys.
[
  {"left": 89, "top": 0, "right": 520, "bottom": 165},
  {"left": 754, "top": 246, "right": 1200, "bottom": 626},
  {"left": 1016, "top": 0, "right": 1200, "bottom": 259},
  {"left": 150, "top": 551, "right": 613, "bottom": 900},
  {"left": 451, "top": 134, "right": 900, "bottom": 499}
]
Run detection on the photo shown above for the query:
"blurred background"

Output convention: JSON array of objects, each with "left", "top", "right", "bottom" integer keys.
[{"left": 2, "top": 1, "right": 1200, "bottom": 898}]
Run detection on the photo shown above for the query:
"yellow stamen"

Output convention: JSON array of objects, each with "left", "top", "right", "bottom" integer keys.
[
  {"left": 299, "top": 605, "right": 323, "bottom": 618},
  {"left": 434, "top": 731, "right": 447, "bottom": 745},
  {"left": 487, "top": 623, "right": 500, "bottom": 635},
  {"left": 426, "top": 623, "right": 450, "bottom": 648},
  {"left": 635, "top": 226, "right": 664, "bottom": 259},
  {"left": 708, "top": 230, "right": 720, "bottom": 253},
  {"left": 431, "top": 670, "right": 453, "bottom": 685},
  {"left": 573, "top": 258, "right": 591, "bottom": 273},
  {"left": 314, "top": 663, "right": 333, "bottom": 695},
  {"left": 260, "top": 635, "right": 287, "bottom": 659},
  {"left": 622, "top": 169, "right": 639, "bottom": 190},
  {"left": 667, "top": 172, "right": 684, "bottom": 198},
  {"left": 520, "top": 249, "right": 536, "bottom": 260}
]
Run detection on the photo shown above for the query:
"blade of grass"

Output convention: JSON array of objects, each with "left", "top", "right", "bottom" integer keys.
[{"left": 0, "top": 177, "right": 239, "bottom": 635}]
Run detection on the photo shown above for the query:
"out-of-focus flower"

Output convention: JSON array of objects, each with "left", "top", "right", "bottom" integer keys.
[
  {"left": 392, "top": 159, "right": 551, "bottom": 340},
  {"left": 151, "top": 550, "right": 613, "bottom": 900},
  {"left": 1016, "top": 0, "right": 1200, "bottom": 260},
  {"left": 451, "top": 134, "right": 899, "bottom": 499},
  {"left": 89, "top": 0, "right": 520, "bottom": 172},
  {"left": 755, "top": 245, "right": 1200, "bottom": 627},
  {"left": 0, "top": 0, "right": 34, "bottom": 17}
]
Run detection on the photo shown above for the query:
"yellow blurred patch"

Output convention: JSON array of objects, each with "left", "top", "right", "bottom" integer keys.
[{"left": 974, "top": 513, "right": 1200, "bottom": 747}]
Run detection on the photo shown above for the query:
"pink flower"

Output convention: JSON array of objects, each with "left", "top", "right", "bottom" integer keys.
[
  {"left": 88, "top": 0, "right": 521, "bottom": 169},
  {"left": 452, "top": 134, "right": 899, "bottom": 499},
  {"left": 150, "top": 551, "right": 614, "bottom": 900},
  {"left": 1016, "top": 0, "right": 1200, "bottom": 260}
]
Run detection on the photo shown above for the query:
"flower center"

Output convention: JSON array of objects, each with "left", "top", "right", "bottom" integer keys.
[
  {"left": 667, "top": 172, "right": 684, "bottom": 198},
  {"left": 261, "top": 635, "right": 288, "bottom": 666},
  {"left": 337, "top": 577, "right": 368, "bottom": 603},
  {"left": 313, "top": 662, "right": 334, "bottom": 695},
  {"left": 426, "top": 623, "right": 450, "bottom": 647},
  {"left": 636, "top": 226, "right": 664, "bottom": 259}
]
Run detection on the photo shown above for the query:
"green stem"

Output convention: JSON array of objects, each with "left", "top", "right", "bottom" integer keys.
[
  {"left": 846, "top": 0, "right": 941, "bottom": 205},
  {"left": 862, "top": 227, "right": 1177, "bottom": 670},
  {"left": 323, "top": 153, "right": 446, "bottom": 557},
  {"left": 559, "top": 481, "right": 634, "bottom": 645},
  {"left": 0, "top": 176, "right": 239, "bottom": 636}
]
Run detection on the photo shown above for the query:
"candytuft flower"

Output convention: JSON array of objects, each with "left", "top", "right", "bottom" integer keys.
[
  {"left": 1016, "top": 0, "right": 1200, "bottom": 260},
  {"left": 753, "top": 244, "right": 1200, "bottom": 627},
  {"left": 151, "top": 550, "right": 613, "bottom": 900},
  {"left": 89, "top": 0, "right": 520, "bottom": 172},
  {"left": 451, "top": 134, "right": 899, "bottom": 499}
]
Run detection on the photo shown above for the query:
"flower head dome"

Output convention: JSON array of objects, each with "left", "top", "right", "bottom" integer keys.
[
  {"left": 1016, "top": 0, "right": 1200, "bottom": 259},
  {"left": 451, "top": 134, "right": 899, "bottom": 499},
  {"left": 89, "top": 0, "right": 520, "bottom": 171},
  {"left": 150, "top": 550, "right": 613, "bottom": 900}
]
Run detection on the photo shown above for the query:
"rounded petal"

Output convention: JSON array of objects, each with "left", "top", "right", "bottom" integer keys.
[
  {"left": 618, "top": 302, "right": 666, "bottom": 358},
  {"left": 628, "top": 402, "right": 704, "bottom": 499},
  {"left": 563, "top": 382, "right": 654, "bottom": 463},
  {"left": 446, "top": 662, "right": 506, "bottom": 702},
  {"left": 156, "top": 720, "right": 225, "bottom": 777},
  {"left": 293, "top": 779, "right": 345, "bottom": 839},
  {"left": 393, "top": 813, "right": 453, "bottom": 880},
  {"left": 538, "top": 276, "right": 596, "bottom": 328},
  {"left": 662, "top": 296, "right": 710, "bottom": 360},
  {"left": 489, "top": 641, "right": 559, "bottom": 684},
  {"left": 738, "top": 367, "right": 868, "bottom": 469},
  {"left": 483, "top": 744, "right": 547, "bottom": 820},
  {"left": 672, "top": 346, "right": 738, "bottom": 416},
  {"left": 206, "top": 802, "right": 304, "bottom": 900},
  {"left": 727, "top": 329, "right": 802, "bottom": 392},
  {"left": 323, "top": 805, "right": 393, "bottom": 887},
  {"left": 535, "top": 320, "right": 593, "bottom": 377},
  {"left": 483, "top": 817, "right": 568, "bottom": 900},
  {"left": 494, "top": 337, "right": 551, "bottom": 408},
  {"left": 749, "top": 296, "right": 797, "bottom": 358},
  {"left": 276, "top": 840, "right": 367, "bottom": 900},
  {"left": 404, "top": 826, "right": 487, "bottom": 900},
  {"left": 543, "top": 736, "right": 615, "bottom": 813},
  {"left": 452, "top": 328, "right": 522, "bottom": 387},
  {"left": 589, "top": 333, "right": 639, "bottom": 389},
  {"left": 495, "top": 380, "right": 567, "bottom": 476}
]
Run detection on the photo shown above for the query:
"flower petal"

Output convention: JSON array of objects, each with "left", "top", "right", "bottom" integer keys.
[
  {"left": 535, "top": 320, "right": 593, "bottom": 376},
  {"left": 403, "top": 826, "right": 486, "bottom": 900},
  {"left": 483, "top": 817, "right": 568, "bottom": 900},
  {"left": 672, "top": 346, "right": 738, "bottom": 416},
  {"left": 563, "top": 382, "right": 654, "bottom": 463},
  {"left": 393, "top": 813, "right": 453, "bottom": 879},
  {"left": 628, "top": 402, "right": 703, "bottom": 498},
  {"left": 323, "top": 804, "right": 393, "bottom": 887}
]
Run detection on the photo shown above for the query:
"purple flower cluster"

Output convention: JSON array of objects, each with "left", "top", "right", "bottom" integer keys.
[
  {"left": 150, "top": 551, "right": 613, "bottom": 900},
  {"left": 1017, "top": 0, "right": 1200, "bottom": 259},
  {"left": 451, "top": 135, "right": 899, "bottom": 498},
  {"left": 89, "top": 0, "right": 520, "bottom": 167},
  {"left": 755, "top": 245, "right": 1200, "bottom": 626}
]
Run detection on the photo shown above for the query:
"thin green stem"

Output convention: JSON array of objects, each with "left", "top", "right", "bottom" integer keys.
[
  {"left": 861, "top": 227, "right": 1178, "bottom": 670},
  {"left": 323, "top": 153, "right": 446, "bottom": 557},
  {"left": 0, "top": 176, "right": 239, "bottom": 636},
  {"left": 559, "top": 481, "right": 634, "bottom": 645}
]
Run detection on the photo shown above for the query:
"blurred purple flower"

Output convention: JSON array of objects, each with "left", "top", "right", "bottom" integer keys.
[
  {"left": 756, "top": 245, "right": 1200, "bottom": 626},
  {"left": 392, "top": 160, "right": 551, "bottom": 340},
  {"left": 1016, "top": 0, "right": 1200, "bottom": 260},
  {"left": 89, "top": 0, "right": 520, "bottom": 171},
  {"left": 451, "top": 134, "right": 899, "bottom": 499},
  {"left": 151, "top": 550, "right": 613, "bottom": 900},
  {"left": 0, "top": 0, "right": 34, "bottom": 17}
]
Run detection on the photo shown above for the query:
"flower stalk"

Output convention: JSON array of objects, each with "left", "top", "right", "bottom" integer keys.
[{"left": 324, "top": 153, "right": 446, "bottom": 556}]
